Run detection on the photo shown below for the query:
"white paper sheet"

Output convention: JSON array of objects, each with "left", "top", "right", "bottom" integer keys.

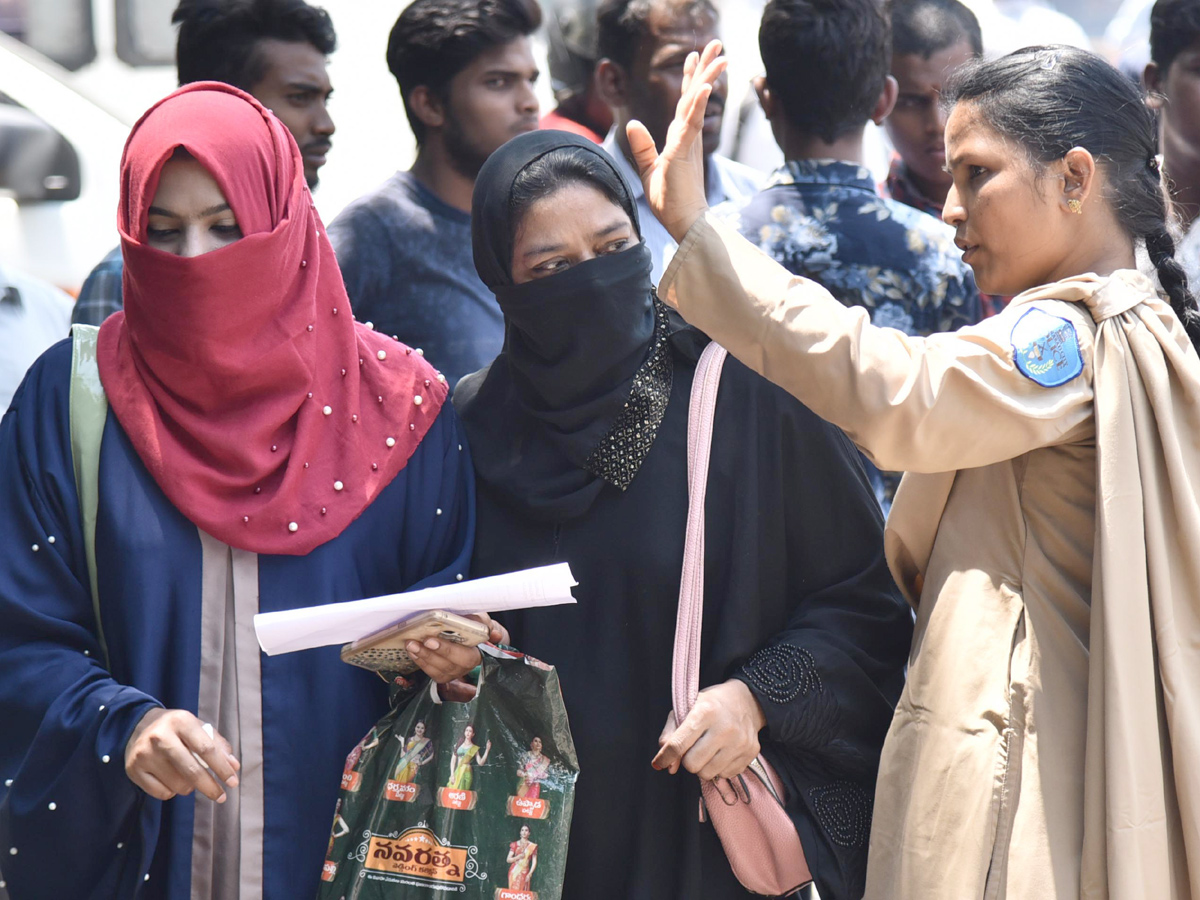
[{"left": 253, "top": 563, "right": 578, "bottom": 655}]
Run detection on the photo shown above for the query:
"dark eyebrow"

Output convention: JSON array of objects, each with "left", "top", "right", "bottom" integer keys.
[
  {"left": 523, "top": 220, "right": 630, "bottom": 258},
  {"left": 148, "top": 203, "right": 231, "bottom": 218}
]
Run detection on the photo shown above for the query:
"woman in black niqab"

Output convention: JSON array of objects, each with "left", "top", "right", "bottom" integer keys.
[{"left": 456, "top": 131, "right": 913, "bottom": 900}]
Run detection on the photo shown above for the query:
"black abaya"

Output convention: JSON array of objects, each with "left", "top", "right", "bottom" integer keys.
[{"left": 456, "top": 131, "right": 912, "bottom": 900}]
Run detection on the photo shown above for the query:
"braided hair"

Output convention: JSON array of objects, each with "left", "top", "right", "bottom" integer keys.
[{"left": 945, "top": 45, "right": 1200, "bottom": 352}]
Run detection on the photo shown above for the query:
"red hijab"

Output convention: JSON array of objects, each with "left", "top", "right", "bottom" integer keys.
[{"left": 98, "top": 83, "right": 448, "bottom": 555}]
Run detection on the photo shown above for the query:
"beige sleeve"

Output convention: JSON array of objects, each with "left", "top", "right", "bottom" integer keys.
[{"left": 658, "top": 212, "right": 1095, "bottom": 473}]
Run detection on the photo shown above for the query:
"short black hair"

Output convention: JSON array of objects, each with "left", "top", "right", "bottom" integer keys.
[
  {"left": 172, "top": 0, "right": 336, "bottom": 89},
  {"left": 892, "top": 0, "right": 981, "bottom": 59},
  {"left": 1150, "top": 0, "right": 1200, "bottom": 74},
  {"left": 596, "top": 0, "right": 717, "bottom": 72},
  {"left": 387, "top": 0, "right": 543, "bottom": 144},
  {"left": 759, "top": 0, "right": 891, "bottom": 143}
]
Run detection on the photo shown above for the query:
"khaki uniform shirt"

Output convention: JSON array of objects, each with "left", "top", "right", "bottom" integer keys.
[{"left": 659, "top": 213, "right": 1198, "bottom": 899}]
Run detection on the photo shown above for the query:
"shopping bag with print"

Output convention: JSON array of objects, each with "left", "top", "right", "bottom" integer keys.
[{"left": 317, "top": 645, "right": 578, "bottom": 900}]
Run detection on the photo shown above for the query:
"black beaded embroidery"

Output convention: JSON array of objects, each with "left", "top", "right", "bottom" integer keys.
[
  {"left": 741, "top": 644, "right": 822, "bottom": 704},
  {"left": 583, "top": 298, "right": 674, "bottom": 490},
  {"left": 809, "top": 781, "right": 872, "bottom": 848}
]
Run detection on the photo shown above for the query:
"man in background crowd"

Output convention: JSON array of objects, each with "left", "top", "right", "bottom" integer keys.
[
  {"left": 1145, "top": 0, "right": 1200, "bottom": 287},
  {"left": 71, "top": 0, "right": 337, "bottom": 326},
  {"left": 738, "top": 0, "right": 980, "bottom": 510},
  {"left": 541, "top": 0, "right": 611, "bottom": 141},
  {"left": 884, "top": 0, "right": 981, "bottom": 218},
  {"left": 328, "top": 0, "right": 541, "bottom": 387},
  {"left": 595, "top": 0, "right": 762, "bottom": 282},
  {"left": 883, "top": 0, "right": 1008, "bottom": 316}
]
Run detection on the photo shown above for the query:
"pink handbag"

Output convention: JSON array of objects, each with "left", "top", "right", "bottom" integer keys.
[{"left": 672, "top": 341, "right": 813, "bottom": 897}]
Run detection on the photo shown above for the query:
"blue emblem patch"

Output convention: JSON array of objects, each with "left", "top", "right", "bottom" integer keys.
[{"left": 1010, "top": 307, "right": 1083, "bottom": 388}]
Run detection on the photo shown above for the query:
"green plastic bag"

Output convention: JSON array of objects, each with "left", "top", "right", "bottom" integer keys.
[{"left": 318, "top": 646, "right": 578, "bottom": 900}]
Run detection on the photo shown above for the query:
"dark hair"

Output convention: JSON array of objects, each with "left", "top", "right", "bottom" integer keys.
[
  {"left": 946, "top": 45, "right": 1200, "bottom": 349},
  {"left": 596, "top": 0, "right": 717, "bottom": 72},
  {"left": 759, "top": 0, "right": 891, "bottom": 143},
  {"left": 387, "top": 0, "right": 543, "bottom": 144},
  {"left": 509, "top": 146, "right": 636, "bottom": 239},
  {"left": 1150, "top": 0, "right": 1200, "bottom": 74},
  {"left": 892, "top": 0, "right": 982, "bottom": 59},
  {"left": 172, "top": 0, "right": 336, "bottom": 89}
]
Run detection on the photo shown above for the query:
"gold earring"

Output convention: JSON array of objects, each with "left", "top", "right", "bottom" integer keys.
[{"left": 1068, "top": 198, "right": 1083, "bottom": 215}]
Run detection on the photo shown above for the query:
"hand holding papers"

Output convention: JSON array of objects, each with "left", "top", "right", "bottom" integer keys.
[{"left": 253, "top": 563, "right": 577, "bottom": 656}]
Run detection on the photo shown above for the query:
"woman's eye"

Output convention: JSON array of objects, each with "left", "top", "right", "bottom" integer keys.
[
  {"left": 601, "top": 239, "right": 628, "bottom": 255},
  {"left": 211, "top": 223, "right": 242, "bottom": 237},
  {"left": 534, "top": 258, "right": 568, "bottom": 274},
  {"left": 146, "top": 226, "right": 177, "bottom": 239},
  {"left": 968, "top": 165, "right": 988, "bottom": 181}
]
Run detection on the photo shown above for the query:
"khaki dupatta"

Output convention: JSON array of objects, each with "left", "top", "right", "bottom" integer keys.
[
  {"left": 1080, "top": 279, "right": 1200, "bottom": 898},
  {"left": 887, "top": 272, "right": 1200, "bottom": 896}
]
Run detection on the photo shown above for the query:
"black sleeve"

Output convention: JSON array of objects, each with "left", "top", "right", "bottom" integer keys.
[{"left": 730, "top": 396, "right": 913, "bottom": 900}]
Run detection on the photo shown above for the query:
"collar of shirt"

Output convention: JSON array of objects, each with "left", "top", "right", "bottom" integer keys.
[
  {"left": 600, "top": 128, "right": 742, "bottom": 207},
  {"left": 766, "top": 158, "right": 877, "bottom": 194}
]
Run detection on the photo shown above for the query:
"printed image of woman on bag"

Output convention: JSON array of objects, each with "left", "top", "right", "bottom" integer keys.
[{"left": 455, "top": 129, "right": 914, "bottom": 899}]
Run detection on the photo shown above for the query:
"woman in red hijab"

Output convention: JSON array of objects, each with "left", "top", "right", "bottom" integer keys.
[{"left": 0, "top": 83, "right": 483, "bottom": 900}]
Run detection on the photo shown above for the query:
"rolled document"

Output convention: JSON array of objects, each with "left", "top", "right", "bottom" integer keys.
[{"left": 253, "top": 563, "right": 578, "bottom": 656}]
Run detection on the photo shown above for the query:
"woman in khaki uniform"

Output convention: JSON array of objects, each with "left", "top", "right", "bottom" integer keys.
[{"left": 640, "top": 44, "right": 1200, "bottom": 899}]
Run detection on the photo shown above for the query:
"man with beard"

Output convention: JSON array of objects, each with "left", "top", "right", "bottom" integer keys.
[
  {"left": 328, "top": 0, "right": 541, "bottom": 387},
  {"left": 71, "top": 0, "right": 337, "bottom": 326},
  {"left": 595, "top": 0, "right": 762, "bottom": 283}
]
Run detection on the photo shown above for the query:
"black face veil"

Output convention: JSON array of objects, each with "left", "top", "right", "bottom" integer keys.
[{"left": 455, "top": 131, "right": 672, "bottom": 522}]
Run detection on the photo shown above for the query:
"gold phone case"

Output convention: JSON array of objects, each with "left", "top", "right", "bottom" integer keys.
[{"left": 339, "top": 610, "right": 490, "bottom": 674}]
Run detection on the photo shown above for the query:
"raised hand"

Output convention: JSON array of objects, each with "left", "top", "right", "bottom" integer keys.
[{"left": 626, "top": 40, "right": 728, "bottom": 243}]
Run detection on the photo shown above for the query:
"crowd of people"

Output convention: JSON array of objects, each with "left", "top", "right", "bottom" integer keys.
[{"left": 2, "top": 0, "right": 1200, "bottom": 899}]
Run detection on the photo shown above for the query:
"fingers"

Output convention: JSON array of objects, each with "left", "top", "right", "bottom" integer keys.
[
  {"left": 408, "top": 637, "right": 482, "bottom": 684},
  {"left": 658, "top": 710, "right": 678, "bottom": 746},
  {"left": 125, "top": 710, "right": 231, "bottom": 803},
  {"left": 626, "top": 119, "right": 660, "bottom": 180},
  {"left": 184, "top": 718, "right": 239, "bottom": 789},
  {"left": 128, "top": 769, "right": 176, "bottom": 802},
  {"left": 467, "top": 612, "right": 507, "bottom": 645},
  {"left": 651, "top": 707, "right": 705, "bottom": 774}
]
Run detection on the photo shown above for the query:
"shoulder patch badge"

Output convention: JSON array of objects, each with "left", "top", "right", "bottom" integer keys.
[{"left": 1010, "top": 307, "right": 1083, "bottom": 388}]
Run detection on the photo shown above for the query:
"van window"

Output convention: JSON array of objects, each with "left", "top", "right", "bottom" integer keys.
[
  {"left": 0, "top": 0, "right": 97, "bottom": 71},
  {"left": 115, "top": 0, "right": 175, "bottom": 66}
]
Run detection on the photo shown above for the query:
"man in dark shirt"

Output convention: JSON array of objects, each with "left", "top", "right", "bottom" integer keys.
[
  {"left": 327, "top": 0, "right": 542, "bottom": 387},
  {"left": 71, "top": 0, "right": 338, "bottom": 326},
  {"left": 737, "top": 0, "right": 980, "bottom": 511}
]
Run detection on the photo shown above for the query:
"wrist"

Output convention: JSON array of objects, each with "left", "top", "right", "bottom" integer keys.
[
  {"left": 727, "top": 677, "right": 767, "bottom": 731},
  {"left": 667, "top": 204, "right": 709, "bottom": 245}
]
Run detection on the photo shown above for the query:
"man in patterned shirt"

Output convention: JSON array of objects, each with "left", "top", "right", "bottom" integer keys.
[{"left": 737, "top": 0, "right": 980, "bottom": 510}]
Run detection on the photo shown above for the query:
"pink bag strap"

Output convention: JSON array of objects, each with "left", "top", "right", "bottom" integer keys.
[{"left": 672, "top": 340, "right": 729, "bottom": 721}]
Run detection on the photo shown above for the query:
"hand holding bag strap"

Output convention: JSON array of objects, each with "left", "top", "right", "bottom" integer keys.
[
  {"left": 69, "top": 323, "right": 111, "bottom": 668},
  {"left": 671, "top": 341, "right": 812, "bottom": 897}
]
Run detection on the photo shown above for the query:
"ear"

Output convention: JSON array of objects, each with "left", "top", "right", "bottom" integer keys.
[
  {"left": 595, "top": 59, "right": 629, "bottom": 111},
  {"left": 1144, "top": 61, "right": 1165, "bottom": 110},
  {"left": 1061, "top": 146, "right": 1098, "bottom": 212},
  {"left": 408, "top": 84, "right": 446, "bottom": 132},
  {"left": 753, "top": 75, "right": 776, "bottom": 121},
  {"left": 871, "top": 74, "right": 899, "bottom": 125}
]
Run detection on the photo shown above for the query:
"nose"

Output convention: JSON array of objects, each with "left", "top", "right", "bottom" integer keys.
[
  {"left": 180, "top": 225, "right": 206, "bottom": 258},
  {"left": 314, "top": 98, "right": 335, "bottom": 136},
  {"left": 518, "top": 78, "right": 538, "bottom": 116},
  {"left": 943, "top": 183, "right": 965, "bottom": 228}
]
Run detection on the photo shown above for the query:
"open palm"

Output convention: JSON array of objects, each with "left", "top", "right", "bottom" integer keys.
[{"left": 626, "top": 40, "right": 728, "bottom": 244}]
